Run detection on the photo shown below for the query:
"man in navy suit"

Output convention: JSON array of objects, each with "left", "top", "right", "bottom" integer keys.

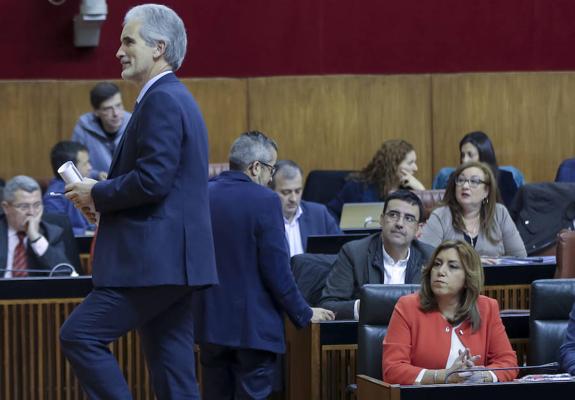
[
  {"left": 60, "top": 4, "right": 217, "bottom": 399},
  {"left": 194, "top": 131, "right": 334, "bottom": 399},
  {"left": 271, "top": 160, "right": 341, "bottom": 256}
]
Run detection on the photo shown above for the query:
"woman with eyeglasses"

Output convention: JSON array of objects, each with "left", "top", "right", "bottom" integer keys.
[
  {"left": 419, "top": 161, "right": 526, "bottom": 258},
  {"left": 327, "top": 139, "right": 425, "bottom": 220},
  {"left": 383, "top": 240, "right": 518, "bottom": 384}
]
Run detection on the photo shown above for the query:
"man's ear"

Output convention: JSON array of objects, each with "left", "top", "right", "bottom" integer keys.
[
  {"left": 153, "top": 41, "right": 166, "bottom": 58},
  {"left": 246, "top": 162, "right": 259, "bottom": 180}
]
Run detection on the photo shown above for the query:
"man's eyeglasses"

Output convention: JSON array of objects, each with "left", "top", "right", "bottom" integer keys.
[
  {"left": 383, "top": 210, "right": 418, "bottom": 225},
  {"left": 455, "top": 177, "right": 486, "bottom": 188},
  {"left": 11, "top": 202, "right": 43, "bottom": 212},
  {"left": 257, "top": 161, "right": 276, "bottom": 176}
]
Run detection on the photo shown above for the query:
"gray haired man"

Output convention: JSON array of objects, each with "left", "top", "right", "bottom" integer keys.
[{"left": 1, "top": 175, "right": 70, "bottom": 277}]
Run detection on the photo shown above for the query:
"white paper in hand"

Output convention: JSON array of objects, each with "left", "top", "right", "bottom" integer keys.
[
  {"left": 57, "top": 161, "right": 100, "bottom": 225},
  {"left": 57, "top": 161, "right": 84, "bottom": 184}
]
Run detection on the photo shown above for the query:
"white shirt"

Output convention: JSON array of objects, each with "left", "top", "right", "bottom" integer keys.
[
  {"left": 4, "top": 226, "right": 49, "bottom": 278},
  {"left": 382, "top": 244, "right": 410, "bottom": 285},
  {"left": 136, "top": 70, "right": 173, "bottom": 104},
  {"left": 284, "top": 206, "right": 304, "bottom": 257},
  {"left": 353, "top": 244, "right": 411, "bottom": 320}
]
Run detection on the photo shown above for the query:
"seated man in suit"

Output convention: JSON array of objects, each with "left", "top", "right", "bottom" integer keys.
[
  {"left": 1, "top": 175, "right": 71, "bottom": 277},
  {"left": 271, "top": 160, "right": 341, "bottom": 256},
  {"left": 43, "top": 141, "right": 96, "bottom": 236},
  {"left": 320, "top": 190, "right": 434, "bottom": 320}
]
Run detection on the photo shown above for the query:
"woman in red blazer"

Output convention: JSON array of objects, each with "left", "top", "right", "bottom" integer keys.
[{"left": 383, "top": 240, "right": 518, "bottom": 384}]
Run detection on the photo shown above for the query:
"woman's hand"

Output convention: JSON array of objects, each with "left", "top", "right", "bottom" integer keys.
[
  {"left": 399, "top": 169, "right": 425, "bottom": 191},
  {"left": 445, "top": 348, "right": 481, "bottom": 383}
]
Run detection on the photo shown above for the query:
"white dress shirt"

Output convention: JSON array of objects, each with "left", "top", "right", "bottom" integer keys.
[
  {"left": 353, "top": 245, "right": 411, "bottom": 320},
  {"left": 382, "top": 244, "right": 410, "bottom": 284},
  {"left": 284, "top": 206, "right": 304, "bottom": 257}
]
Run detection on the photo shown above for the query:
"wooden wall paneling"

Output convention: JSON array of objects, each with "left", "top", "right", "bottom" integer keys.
[
  {"left": 431, "top": 72, "right": 575, "bottom": 183},
  {"left": 0, "top": 81, "right": 61, "bottom": 180},
  {"left": 182, "top": 78, "right": 248, "bottom": 164},
  {"left": 247, "top": 75, "right": 434, "bottom": 187}
]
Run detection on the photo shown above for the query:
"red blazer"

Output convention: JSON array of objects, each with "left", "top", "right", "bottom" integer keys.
[{"left": 383, "top": 294, "right": 518, "bottom": 384}]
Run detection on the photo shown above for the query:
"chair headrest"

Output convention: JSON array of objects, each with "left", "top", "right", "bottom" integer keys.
[{"left": 359, "top": 284, "right": 420, "bottom": 325}]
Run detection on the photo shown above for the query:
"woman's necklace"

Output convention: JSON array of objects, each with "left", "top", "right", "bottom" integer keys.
[{"left": 463, "top": 215, "right": 480, "bottom": 238}]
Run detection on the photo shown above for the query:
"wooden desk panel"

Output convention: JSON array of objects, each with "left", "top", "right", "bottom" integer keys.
[
  {"left": 0, "top": 299, "right": 154, "bottom": 400},
  {"left": 0, "top": 277, "right": 155, "bottom": 400}
]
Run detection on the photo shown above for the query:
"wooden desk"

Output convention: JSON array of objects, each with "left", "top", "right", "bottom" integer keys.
[
  {"left": 0, "top": 277, "right": 154, "bottom": 400},
  {"left": 284, "top": 312, "right": 529, "bottom": 400},
  {"left": 356, "top": 374, "right": 575, "bottom": 400}
]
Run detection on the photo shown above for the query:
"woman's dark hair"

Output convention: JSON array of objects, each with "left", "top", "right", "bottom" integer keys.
[
  {"left": 419, "top": 240, "right": 484, "bottom": 332},
  {"left": 459, "top": 131, "right": 499, "bottom": 179}
]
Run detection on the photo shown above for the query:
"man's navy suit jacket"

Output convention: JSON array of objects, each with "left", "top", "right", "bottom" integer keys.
[
  {"left": 91, "top": 73, "right": 217, "bottom": 288},
  {"left": 194, "top": 171, "right": 312, "bottom": 354},
  {"left": 298, "top": 200, "right": 341, "bottom": 251}
]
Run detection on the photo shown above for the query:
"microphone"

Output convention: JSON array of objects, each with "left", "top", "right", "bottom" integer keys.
[
  {"left": 49, "top": 263, "right": 79, "bottom": 277},
  {"left": 444, "top": 362, "right": 560, "bottom": 383},
  {"left": 0, "top": 263, "right": 79, "bottom": 277}
]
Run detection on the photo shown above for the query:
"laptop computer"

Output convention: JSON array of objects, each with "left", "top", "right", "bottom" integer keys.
[{"left": 339, "top": 202, "right": 384, "bottom": 230}]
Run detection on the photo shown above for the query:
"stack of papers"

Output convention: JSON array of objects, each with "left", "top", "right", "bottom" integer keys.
[{"left": 517, "top": 373, "right": 575, "bottom": 382}]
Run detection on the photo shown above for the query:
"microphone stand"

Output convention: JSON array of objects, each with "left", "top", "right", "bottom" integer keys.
[{"left": 444, "top": 362, "right": 559, "bottom": 384}]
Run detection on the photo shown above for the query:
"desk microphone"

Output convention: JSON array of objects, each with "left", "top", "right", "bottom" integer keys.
[
  {"left": 444, "top": 362, "right": 560, "bottom": 383},
  {"left": 50, "top": 263, "right": 79, "bottom": 277},
  {"left": 0, "top": 263, "right": 79, "bottom": 277}
]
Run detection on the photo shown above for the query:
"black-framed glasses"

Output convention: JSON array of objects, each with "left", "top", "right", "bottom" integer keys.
[
  {"left": 383, "top": 210, "right": 418, "bottom": 225},
  {"left": 257, "top": 161, "right": 276, "bottom": 176},
  {"left": 11, "top": 202, "right": 43, "bottom": 212},
  {"left": 455, "top": 177, "right": 486, "bottom": 188}
]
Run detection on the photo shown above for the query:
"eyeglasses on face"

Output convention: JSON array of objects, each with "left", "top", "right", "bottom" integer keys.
[
  {"left": 455, "top": 176, "right": 486, "bottom": 188},
  {"left": 256, "top": 161, "right": 276, "bottom": 176},
  {"left": 383, "top": 210, "right": 418, "bottom": 225},
  {"left": 11, "top": 202, "right": 43, "bottom": 212}
]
